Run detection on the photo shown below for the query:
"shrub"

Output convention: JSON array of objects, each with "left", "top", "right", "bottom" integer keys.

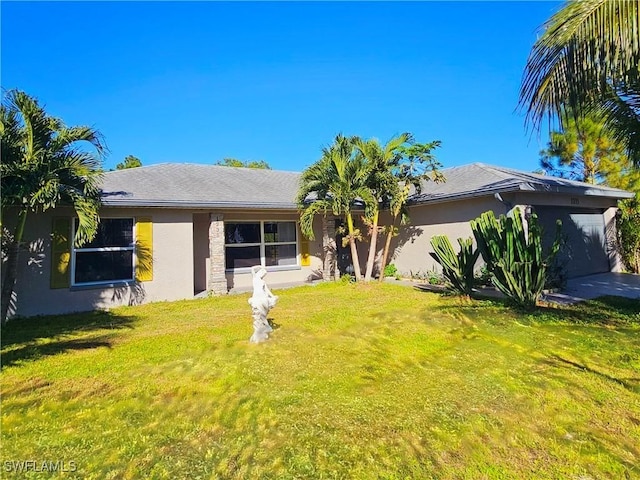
[
  {"left": 429, "top": 236, "right": 479, "bottom": 295},
  {"left": 617, "top": 196, "right": 640, "bottom": 273},
  {"left": 470, "top": 208, "right": 562, "bottom": 309},
  {"left": 383, "top": 263, "right": 398, "bottom": 278}
]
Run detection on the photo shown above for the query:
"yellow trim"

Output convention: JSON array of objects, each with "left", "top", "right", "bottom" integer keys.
[
  {"left": 51, "top": 218, "right": 71, "bottom": 289},
  {"left": 300, "top": 240, "right": 311, "bottom": 266},
  {"left": 135, "top": 217, "right": 153, "bottom": 282}
]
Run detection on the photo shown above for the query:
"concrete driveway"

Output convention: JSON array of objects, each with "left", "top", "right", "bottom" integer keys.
[{"left": 544, "top": 272, "right": 640, "bottom": 304}]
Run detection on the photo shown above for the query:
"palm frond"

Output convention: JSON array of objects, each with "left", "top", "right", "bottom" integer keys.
[
  {"left": 1, "top": 89, "right": 105, "bottom": 241},
  {"left": 520, "top": 0, "right": 640, "bottom": 163},
  {"left": 299, "top": 200, "right": 330, "bottom": 240}
]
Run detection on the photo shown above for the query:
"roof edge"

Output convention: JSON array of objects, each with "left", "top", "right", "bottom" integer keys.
[{"left": 101, "top": 199, "right": 299, "bottom": 210}]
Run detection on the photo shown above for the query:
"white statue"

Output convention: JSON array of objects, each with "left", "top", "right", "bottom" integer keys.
[{"left": 248, "top": 265, "right": 278, "bottom": 343}]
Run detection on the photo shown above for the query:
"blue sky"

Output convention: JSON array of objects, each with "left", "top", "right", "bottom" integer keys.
[{"left": 2, "top": 1, "right": 561, "bottom": 172}]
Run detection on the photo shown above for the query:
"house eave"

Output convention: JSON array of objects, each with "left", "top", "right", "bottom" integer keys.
[
  {"left": 100, "top": 199, "right": 299, "bottom": 210},
  {"left": 408, "top": 182, "right": 633, "bottom": 206}
]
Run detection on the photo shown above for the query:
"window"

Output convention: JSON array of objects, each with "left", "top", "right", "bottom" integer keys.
[
  {"left": 72, "top": 218, "right": 135, "bottom": 285},
  {"left": 225, "top": 221, "right": 298, "bottom": 270}
]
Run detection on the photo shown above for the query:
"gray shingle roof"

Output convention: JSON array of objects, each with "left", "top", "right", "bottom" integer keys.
[
  {"left": 100, "top": 163, "right": 302, "bottom": 209},
  {"left": 409, "top": 163, "right": 633, "bottom": 204},
  {"left": 99, "top": 162, "right": 632, "bottom": 210}
]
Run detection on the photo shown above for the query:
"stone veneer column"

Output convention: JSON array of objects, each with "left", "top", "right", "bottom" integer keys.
[{"left": 208, "top": 213, "right": 228, "bottom": 294}]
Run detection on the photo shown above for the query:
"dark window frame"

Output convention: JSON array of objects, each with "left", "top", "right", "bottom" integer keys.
[
  {"left": 71, "top": 218, "right": 136, "bottom": 286},
  {"left": 224, "top": 220, "right": 299, "bottom": 272}
]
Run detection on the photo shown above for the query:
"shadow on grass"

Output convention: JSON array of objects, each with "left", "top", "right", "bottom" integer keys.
[
  {"left": 2, "top": 337, "right": 114, "bottom": 369},
  {"left": 533, "top": 296, "right": 640, "bottom": 327},
  {"left": 1, "top": 310, "right": 137, "bottom": 368},
  {"left": 419, "top": 287, "right": 639, "bottom": 327},
  {"left": 543, "top": 354, "right": 640, "bottom": 394}
]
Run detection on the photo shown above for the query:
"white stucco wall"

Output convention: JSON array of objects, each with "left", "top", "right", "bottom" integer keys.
[
  {"left": 6, "top": 191, "right": 624, "bottom": 318},
  {"left": 7, "top": 208, "right": 195, "bottom": 318},
  {"left": 5, "top": 207, "right": 326, "bottom": 318},
  {"left": 389, "top": 196, "right": 507, "bottom": 277},
  {"left": 387, "top": 192, "right": 623, "bottom": 279},
  {"left": 604, "top": 206, "right": 624, "bottom": 272}
]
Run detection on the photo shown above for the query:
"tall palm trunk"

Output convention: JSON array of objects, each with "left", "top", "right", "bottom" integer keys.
[
  {"left": 1, "top": 209, "right": 27, "bottom": 324},
  {"left": 364, "top": 210, "right": 379, "bottom": 282},
  {"left": 378, "top": 222, "right": 396, "bottom": 282},
  {"left": 346, "top": 213, "right": 362, "bottom": 281},
  {"left": 321, "top": 215, "right": 333, "bottom": 281}
]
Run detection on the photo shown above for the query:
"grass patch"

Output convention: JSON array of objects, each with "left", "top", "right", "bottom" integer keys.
[{"left": 1, "top": 283, "right": 639, "bottom": 479}]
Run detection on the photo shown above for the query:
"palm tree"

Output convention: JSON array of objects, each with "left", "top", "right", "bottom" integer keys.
[
  {"left": 1, "top": 90, "right": 106, "bottom": 324},
  {"left": 297, "top": 134, "right": 373, "bottom": 282},
  {"left": 354, "top": 133, "right": 412, "bottom": 282},
  {"left": 537, "top": 107, "right": 640, "bottom": 273},
  {"left": 539, "top": 110, "right": 627, "bottom": 184},
  {"left": 519, "top": 0, "right": 640, "bottom": 165},
  {"left": 378, "top": 141, "right": 443, "bottom": 281}
]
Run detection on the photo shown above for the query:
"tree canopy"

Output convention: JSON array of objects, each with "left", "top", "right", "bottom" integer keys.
[
  {"left": 354, "top": 133, "right": 413, "bottom": 281},
  {"left": 0, "top": 89, "right": 106, "bottom": 323},
  {"left": 519, "top": 0, "right": 640, "bottom": 165},
  {"left": 116, "top": 155, "right": 142, "bottom": 170},
  {"left": 215, "top": 158, "right": 271, "bottom": 169},
  {"left": 297, "top": 134, "right": 374, "bottom": 281},
  {"left": 297, "top": 133, "right": 443, "bottom": 282},
  {"left": 539, "top": 110, "right": 626, "bottom": 184}
]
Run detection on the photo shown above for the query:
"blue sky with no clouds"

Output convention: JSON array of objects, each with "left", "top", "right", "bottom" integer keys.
[{"left": 2, "top": 1, "right": 561, "bottom": 172}]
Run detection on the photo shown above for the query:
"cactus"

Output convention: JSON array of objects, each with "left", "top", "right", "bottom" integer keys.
[
  {"left": 429, "top": 236, "right": 479, "bottom": 295},
  {"left": 470, "top": 208, "right": 562, "bottom": 309}
]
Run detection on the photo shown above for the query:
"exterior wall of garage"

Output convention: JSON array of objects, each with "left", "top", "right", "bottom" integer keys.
[
  {"left": 387, "top": 196, "right": 508, "bottom": 278},
  {"left": 385, "top": 192, "right": 622, "bottom": 280}
]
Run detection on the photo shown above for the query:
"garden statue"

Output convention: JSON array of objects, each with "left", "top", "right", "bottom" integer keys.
[{"left": 248, "top": 265, "right": 278, "bottom": 343}]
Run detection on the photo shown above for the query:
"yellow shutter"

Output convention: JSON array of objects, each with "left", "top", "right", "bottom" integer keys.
[
  {"left": 300, "top": 240, "right": 311, "bottom": 266},
  {"left": 135, "top": 217, "right": 153, "bottom": 282},
  {"left": 51, "top": 217, "right": 71, "bottom": 289}
]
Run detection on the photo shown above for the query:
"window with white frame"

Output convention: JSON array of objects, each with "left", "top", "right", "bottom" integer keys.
[
  {"left": 72, "top": 218, "right": 135, "bottom": 285},
  {"left": 225, "top": 221, "right": 298, "bottom": 270}
]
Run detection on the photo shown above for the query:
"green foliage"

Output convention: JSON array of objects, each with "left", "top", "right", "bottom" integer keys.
[
  {"left": 115, "top": 155, "right": 142, "bottom": 170},
  {"left": 378, "top": 140, "right": 444, "bottom": 280},
  {"left": 520, "top": 0, "right": 640, "bottom": 165},
  {"left": 215, "top": 157, "right": 271, "bottom": 169},
  {"left": 539, "top": 110, "right": 626, "bottom": 184},
  {"left": 2, "top": 283, "right": 638, "bottom": 479},
  {"left": 296, "top": 134, "right": 375, "bottom": 281},
  {"left": 616, "top": 196, "right": 640, "bottom": 273},
  {"left": 0, "top": 89, "right": 106, "bottom": 323},
  {"left": 471, "top": 209, "right": 562, "bottom": 309},
  {"left": 383, "top": 263, "right": 398, "bottom": 278},
  {"left": 474, "top": 265, "right": 492, "bottom": 287},
  {"left": 408, "top": 268, "right": 443, "bottom": 284},
  {"left": 429, "top": 236, "right": 479, "bottom": 295},
  {"left": 339, "top": 272, "right": 355, "bottom": 283},
  {"left": 354, "top": 133, "right": 413, "bottom": 282}
]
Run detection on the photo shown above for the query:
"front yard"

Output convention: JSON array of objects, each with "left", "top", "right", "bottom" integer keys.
[{"left": 1, "top": 283, "right": 639, "bottom": 479}]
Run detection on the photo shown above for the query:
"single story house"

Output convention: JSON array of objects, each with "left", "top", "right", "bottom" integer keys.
[{"left": 5, "top": 162, "right": 633, "bottom": 318}]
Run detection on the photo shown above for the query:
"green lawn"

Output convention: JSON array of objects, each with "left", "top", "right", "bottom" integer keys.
[{"left": 1, "top": 283, "right": 639, "bottom": 479}]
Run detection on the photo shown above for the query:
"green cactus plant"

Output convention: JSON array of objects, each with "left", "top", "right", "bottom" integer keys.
[
  {"left": 470, "top": 208, "right": 562, "bottom": 309},
  {"left": 429, "top": 236, "right": 480, "bottom": 295}
]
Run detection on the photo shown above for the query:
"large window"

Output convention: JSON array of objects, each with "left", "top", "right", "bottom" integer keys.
[
  {"left": 72, "top": 218, "right": 135, "bottom": 285},
  {"left": 225, "top": 221, "right": 298, "bottom": 270}
]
